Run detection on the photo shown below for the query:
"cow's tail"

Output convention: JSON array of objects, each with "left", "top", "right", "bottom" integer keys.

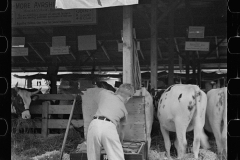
[
  {"left": 31, "top": 88, "right": 42, "bottom": 96},
  {"left": 194, "top": 88, "right": 210, "bottom": 150},
  {"left": 222, "top": 87, "right": 227, "bottom": 154}
]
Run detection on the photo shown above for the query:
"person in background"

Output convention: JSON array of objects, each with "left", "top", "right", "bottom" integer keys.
[{"left": 87, "top": 83, "right": 135, "bottom": 160}]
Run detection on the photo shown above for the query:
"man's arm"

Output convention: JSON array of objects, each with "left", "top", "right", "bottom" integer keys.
[{"left": 118, "top": 114, "right": 128, "bottom": 144}]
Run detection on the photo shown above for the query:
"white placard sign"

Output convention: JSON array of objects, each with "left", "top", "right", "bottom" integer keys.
[
  {"left": 188, "top": 26, "right": 205, "bottom": 38},
  {"left": 12, "top": 47, "right": 28, "bottom": 56},
  {"left": 50, "top": 46, "right": 69, "bottom": 55},
  {"left": 78, "top": 35, "right": 96, "bottom": 51},
  {"left": 185, "top": 41, "right": 210, "bottom": 51},
  {"left": 12, "top": 0, "right": 97, "bottom": 27},
  {"left": 12, "top": 37, "right": 25, "bottom": 47},
  {"left": 52, "top": 36, "right": 66, "bottom": 47}
]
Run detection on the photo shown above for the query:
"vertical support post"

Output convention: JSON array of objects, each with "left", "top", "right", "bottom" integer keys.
[
  {"left": 150, "top": 0, "right": 158, "bottom": 89},
  {"left": 41, "top": 101, "right": 49, "bottom": 138},
  {"left": 186, "top": 52, "right": 190, "bottom": 82},
  {"left": 123, "top": 6, "right": 133, "bottom": 84},
  {"left": 168, "top": 1, "right": 175, "bottom": 86},
  {"left": 47, "top": 57, "right": 59, "bottom": 94},
  {"left": 197, "top": 60, "right": 201, "bottom": 88},
  {"left": 192, "top": 52, "right": 196, "bottom": 83},
  {"left": 27, "top": 78, "right": 32, "bottom": 88}
]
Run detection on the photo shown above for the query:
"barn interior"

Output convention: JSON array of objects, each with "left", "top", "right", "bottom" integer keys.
[{"left": 11, "top": 0, "right": 227, "bottom": 93}]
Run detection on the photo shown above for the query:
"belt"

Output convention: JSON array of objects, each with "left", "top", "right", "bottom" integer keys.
[{"left": 93, "top": 116, "right": 112, "bottom": 123}]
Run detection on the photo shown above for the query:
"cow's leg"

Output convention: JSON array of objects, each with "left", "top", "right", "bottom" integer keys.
[
  {"left": 211, "top": 120, "right": 223, "bottom": 155},
  {"left": 160, "top": 125, "right": 172, "bottom": 160},
  {"left": 174, "top": 136, "right": 180, "bottom": 157},
  {"left": 193, "top": 117, "right": 209, "bottom": 159},
  {"left": 175, "top": 120, "right": 187, "bottom": 159}
]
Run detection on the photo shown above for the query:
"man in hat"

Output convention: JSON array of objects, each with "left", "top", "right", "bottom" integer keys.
[{"left": 87, "top": 83, "right": 135, "bottom": 160}]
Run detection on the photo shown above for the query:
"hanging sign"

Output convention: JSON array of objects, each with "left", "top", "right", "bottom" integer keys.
[
  {"left": 188, "top": 26, "right": 205, "bottom": 38},
  {"left": 52, "top": 36, "right": 66, "bottom": 47},
  {"left": 12, "top": 47, "right": 28, "bottom": 56},
  {"left": 12, "top": 0, "right": 97, "bottom": 27},
  {"left": 78, "top": 35, "right": 97, "bottom": 51},
  {"left": 185, "top": 41, "right": 210, "bottom": 51},
  {"left": 12, "top": 37, "right": 25, "bottom": 47},
  {"left": 50, "top": 46, "right": 69, "bottom": 55},
  {"left": 55, "top": 0, "right": 138, "bottom": 9}
]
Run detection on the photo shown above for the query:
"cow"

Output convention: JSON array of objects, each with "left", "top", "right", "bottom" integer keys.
[
  {"left": 204, "top": 87, "right": 227, "bottom": 158},
  {"left": 11, "top": 82, "right": 42, "bottom": 119},
  {"left": 157, "top": 84, "right": 210, "bottom": 159}
]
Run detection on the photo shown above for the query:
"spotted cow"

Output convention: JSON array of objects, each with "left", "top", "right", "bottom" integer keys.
[
  {"left": 205, "top": 87, "right": 227, "bottom": 157},
  {"left": 11, "top": 83, "right": 42, "bottom": 119},
  {"left": 157, "top": 84, "right": 210, "bottom": 159}
]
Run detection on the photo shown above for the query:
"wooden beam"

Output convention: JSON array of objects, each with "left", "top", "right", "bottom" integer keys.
[
  {"left": 69, "top": 49, "right": 76, "bottom": 60},
  {"left": 86, "top": 51, "right": 94, "bottom": 61},
  {"left": 157, "top": 0, "right": 183, "bottom": 25},
  {"left": 123, "top": 6, "right": 134, "bottom": 84},
  {"left": 167, "top": 0, "right": 175, "bottom": 86},
  {"left": 215, "top": 36, "right": 219, "bottom": 58},
  {"left": 28, "top": 43, "right": 46, "bottom": 62},
  {"left": 98, "top": 40, "right": 111, "bottom": 61},
  {"left": 138, "top": 48, "right": 145, "bottom": 60},
  {"left": 202, "top": 37, "right": 226, "bottom": 61},
  {"left": 150, "top": 0, "right": 158, "bottom": 89},
  {"left": 157, "top": 44, "right": 163, "bottom": 59},
  {"left": 23, "top": 56, "right": 30, "bottom": 63}
]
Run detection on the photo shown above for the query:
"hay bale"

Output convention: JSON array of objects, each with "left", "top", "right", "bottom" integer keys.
[
  {"left": 149, "top": 150, "right": 167, "bottom": 160},
  {"left": 31, "top": 150, "right": 70, "bottom": 160}
]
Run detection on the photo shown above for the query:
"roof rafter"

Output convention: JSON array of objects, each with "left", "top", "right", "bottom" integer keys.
[{"left": 27, "top": 43, "right": 46, "bottom": 62}]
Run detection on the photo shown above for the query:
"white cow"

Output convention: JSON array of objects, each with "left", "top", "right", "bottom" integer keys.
[
  {"left": 205, "top": 87, "right": 227, "bottom": 157},
  {"left": 157, "top": 84, "right": 210, "bottom": 159}
]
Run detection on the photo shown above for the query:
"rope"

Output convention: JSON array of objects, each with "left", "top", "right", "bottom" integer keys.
[{"left": 132, "top": 39, "right": 142, "bottom": 90}]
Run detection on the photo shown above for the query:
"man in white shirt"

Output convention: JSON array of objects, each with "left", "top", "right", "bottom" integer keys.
[{"left": 87, "top": 83, "right": 134, "bottom": 160}]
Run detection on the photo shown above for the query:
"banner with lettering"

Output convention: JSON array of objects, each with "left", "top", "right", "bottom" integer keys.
[
  {"left": 12, "top": 0, "right": 97, "bottom": 27},
  {"left": 55, "top": 0, "right": 138, "bottom": 9}
]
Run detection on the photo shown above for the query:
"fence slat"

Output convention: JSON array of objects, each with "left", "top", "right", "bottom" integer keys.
[
  {"left": 32, "top": 119, "right": 84, "bottom": 129},
  {"left": 37, "top": 94, "right": 76, "bottom": 100},
  {"left": 41, "top": 101, "right": 49, "bottom": 138}
]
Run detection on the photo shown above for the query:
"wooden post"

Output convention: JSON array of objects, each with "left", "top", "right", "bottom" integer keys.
[
  {"left": 197, "top": 60, "right": 201, "bottom": 88},
  {"left": 150, "top": 0, "right": 158, "bottom": 89},
  {"left": 41, "top": 101, "right": 49, "bottom": 138},
  {"left": 47, "top": 57, "right": 59, "bottom": 94},
  {"left": 27, "top": 78, "right": 32, "bottom": 88},
  {"left": 167, "top": 1, "right": 175, "bottom": 86},
  {"left": 123, "top": 6, "right": 133, "bottom": 84},
  {"left": 192, "top": 52, "right": 196, "bottom": 83}
]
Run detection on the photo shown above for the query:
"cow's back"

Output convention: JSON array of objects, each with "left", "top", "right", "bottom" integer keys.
[
  {"left": 205, "top": 87, "right": 227, "bottom": 155},
  {"left": 158, "top": 84, "right": 207, "bottom": 132},
  {"left": 205, "top": 87, "right": 227, "bottom": 132}
]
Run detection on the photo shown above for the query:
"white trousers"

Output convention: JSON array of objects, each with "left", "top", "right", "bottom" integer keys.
[{"left": 87, "top": 119, "right": 125, "bottom": 160}]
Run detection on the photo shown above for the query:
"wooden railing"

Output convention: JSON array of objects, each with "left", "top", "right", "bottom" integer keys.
[{"left": 15, "top": 94, "right": 83, "bottom": 138}]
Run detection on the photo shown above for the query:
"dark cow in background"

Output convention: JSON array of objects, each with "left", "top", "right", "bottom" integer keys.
[
  {"left": 95, "top": 81, "right": 116, "bottom": 93},
  {"left": 11, "top": 83, "right": 42, "bottom": 119}
]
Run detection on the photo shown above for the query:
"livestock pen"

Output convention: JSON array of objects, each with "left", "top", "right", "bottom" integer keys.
[{"left": 11, "top": 93, "right": 220, "bottom": 160}]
